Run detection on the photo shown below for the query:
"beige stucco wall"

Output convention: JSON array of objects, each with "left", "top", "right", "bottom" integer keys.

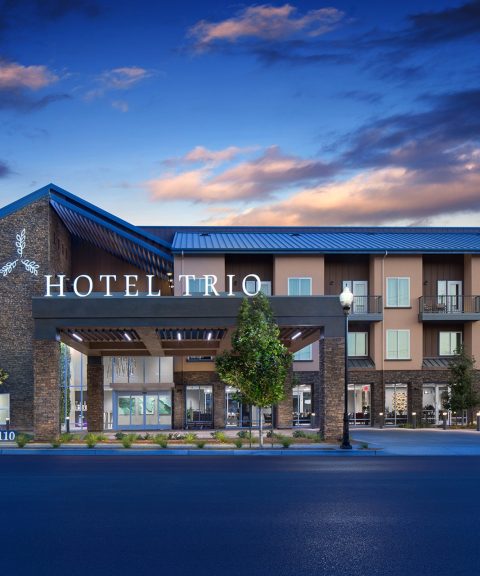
[
  {"left": 173, "top": 254, "right": 226, "bottom": 295},
  {"left": 383, "top": 255, "right": 423, "bottom": 370},
  {"left": 273, "top": 255, "right": 324, "bottom": 295},
  {"left": 463, "top": 255, "right": 480, "bottom": 359}
]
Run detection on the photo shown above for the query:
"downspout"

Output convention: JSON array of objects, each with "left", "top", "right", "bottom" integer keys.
[{"left": 381, "top": 250, "right": 387, "bottom": 424}]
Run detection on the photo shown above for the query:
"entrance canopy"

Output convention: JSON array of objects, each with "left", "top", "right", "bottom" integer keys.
[{"left": 32, "top": 295, "right": 345, "bottom": 356}]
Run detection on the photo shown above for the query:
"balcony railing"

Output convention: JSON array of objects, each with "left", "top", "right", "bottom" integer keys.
[
  {"left": 350, "top": 295, "right": 383, "bottom": 315},
  {"left": 419, "top": 296, "right": 480, "bottom": 319}
]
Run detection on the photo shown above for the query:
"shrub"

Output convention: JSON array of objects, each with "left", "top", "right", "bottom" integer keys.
[
  {"left": 83, "top": 433, "right": 98, "bottom": 448},
  {"left": 279, "top": 436, "right": 293, "bottom": 448},
  {"left": 142, "top": 433, "right": 152, "bottom": 441},
  {"left": 154, "top": 434, "right": 169, "bottom": 448},
  {"left": 359, "top": 442, "right": 369, "bottom": 449},
  {"left": 212, "top": 431, "right": 227, "bottom": 443},
  {"left": 184, "top": 432, "right": 198, "bottom": 443},
  {"left": 233, "top": 438, "right": 243, "bottom": 449},
  {"left": 195, "top": 440, "right": 206, "bottom": 449},
  {"left": 95, "top": 433, "right": 107, "bottom": 442},
  {"left": 293, "top": 430, "right": 307, "bottom": 438},
  {"left": 121, "top": 436, "right": 133, "bottom": 448},
  {"left": 60, "top": 432, "right": 74, "bottom": 443},
  {"left": 237, "top": 430, "right": 251, "bottom": 439},
  {"left": 168, "top": 432, "right": 185, "bottom": 440},
  {"left": 51, "top": 436, "right": 63, "bottom": 448},
  {"left": 16, "top": 433, "right": 30, "bottom": 448},
  {"left": 115, "top": 432, "right": 126, "bottom": 440}
]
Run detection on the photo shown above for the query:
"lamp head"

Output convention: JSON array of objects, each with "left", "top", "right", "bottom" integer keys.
[{"left": 339, "top": 286, "right": 354, "bottom": 311}]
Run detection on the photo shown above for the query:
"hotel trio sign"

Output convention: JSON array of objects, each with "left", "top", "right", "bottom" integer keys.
[
  {"left": 44, "top": 274, "right": 263, "bottom": 297},
  {"left": 2, "top": 229, "right": 263, "bottom": 297}
]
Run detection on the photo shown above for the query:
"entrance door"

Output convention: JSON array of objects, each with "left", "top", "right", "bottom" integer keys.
[
  {"left": 292, "top": 384, "right": 312, "bottom": 426},
  {"left": 423, "top": 384, "right": 449, "bottom": 425},
  {"left": 343, "top": 280, "right": 368, "bottom": 314},
  {"left": 385, "top": 384, "right": 408, "bottom": 426},
  {"left": 114, "top": 391, "right": 172, "bottom": 430},
  {"left": 348, "top": 384, "right": 371, "bottom": 425},
  {"left": 438, "top": 280, "right": 463, "bottom": 312}
]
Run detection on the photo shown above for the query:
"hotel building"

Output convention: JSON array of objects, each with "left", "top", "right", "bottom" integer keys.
[{"left": 1, "top": 184, "right": 479, "bottom": 440}]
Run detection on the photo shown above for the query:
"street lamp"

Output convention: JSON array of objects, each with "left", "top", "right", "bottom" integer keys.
[{"left": 339, "top": 286, "right": 354, "bottom": 449}]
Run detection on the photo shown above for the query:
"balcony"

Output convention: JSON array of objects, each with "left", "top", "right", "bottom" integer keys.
[
  {"left": 349, "top": 296, "right": 383, "bottom": 322},
  {"left": 419, "top": 296, "right": 480, "bottom": 321}
]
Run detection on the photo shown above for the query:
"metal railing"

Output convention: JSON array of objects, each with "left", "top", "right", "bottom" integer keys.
[
  {"left": 349, "top": 295, "right": 382, "bottom": 315},
  {"left": 419, "top": 295, "right": 480, "bottom": 314}
]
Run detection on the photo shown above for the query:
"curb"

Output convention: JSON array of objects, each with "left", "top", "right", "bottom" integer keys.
[{"left": 0, "top": 448, "right": 382, "bottom": 456}]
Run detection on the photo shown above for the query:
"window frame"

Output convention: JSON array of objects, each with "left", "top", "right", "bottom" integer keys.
[
  {"left": 348, "top": 332, "right": 368, "bottom": 357},
  {"left": 386, "top": 277, "right": 411, "bottom": 308},
  {"left": 293, "top": 344, "right": 313, "bottom": 362},
  {"left": 439, "top": 331, "right": 462, "bottom": 356},
  {"left": 288, "top": 277, "right": 312, "bottom": 296},
  {"left": 386, "top": 329, "right": 411, "bottom": 360}
]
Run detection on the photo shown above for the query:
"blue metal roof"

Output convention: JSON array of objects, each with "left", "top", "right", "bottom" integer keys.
[{"left": 172, "top": 230, "right": 480, "bottom": 254}]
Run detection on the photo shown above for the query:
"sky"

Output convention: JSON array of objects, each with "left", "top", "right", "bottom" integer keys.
[{"left": 0, "top": 0, "right": 479, "bottom": 227}]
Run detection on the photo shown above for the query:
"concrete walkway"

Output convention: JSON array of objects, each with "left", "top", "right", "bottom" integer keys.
[{"left": 351, "top": 427, "right": 480, "bottom": 455}]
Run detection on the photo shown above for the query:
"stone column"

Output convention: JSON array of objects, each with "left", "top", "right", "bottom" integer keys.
[
  {"left": 275, "top": 370, "right": 293, "bottom": 429},
  {"left": 319, "top": 337, "right": 345, "bottom": 441},
  {"left": 213, "top": 381, "right": 226, "bottom": 429},
  {"left": 173, "top": 383, "right": 185, "bottom": 429},
  {"left": 34, "top": 340, "right": 61, "bottom": 441},
  {"left": 372, "top": 375, "right": 384, "bottom": 427},
  {"left": 87, "top": 356, "right": 104, "bottom": 432}
]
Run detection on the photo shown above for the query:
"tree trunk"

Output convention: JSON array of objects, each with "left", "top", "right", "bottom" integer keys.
[{"left": 259, "top": 407, "right": 263, "bottom": 448}]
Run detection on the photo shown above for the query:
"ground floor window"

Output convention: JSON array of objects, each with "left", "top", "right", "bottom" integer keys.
[
  {"left": 225, "top": 387, "right": 272, "bottom": 428},
  {"left": 385, "top": 383, "right": 408, "bottom": 425},
  {"left": 186, "top": 385, "right": 213, "bottom": 428},
  {"left": 292, "top": 384, "right": 312, "bottom": 426},
  {"left": 0, "top": 393, "right": 10, "bottom": 425},
  {"left": 423, "top": 384, "right": 449, "bottom": 425},
  {"left": 114, "top": 391, "right": 172, "bottom": 429},
  {"left": 348, "top": 384, "right": 371, "bottom": 425}
]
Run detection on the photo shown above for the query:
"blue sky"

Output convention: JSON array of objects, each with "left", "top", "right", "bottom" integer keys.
[{"left": 0, "top": 0, "right": 479, "bottom": 226}]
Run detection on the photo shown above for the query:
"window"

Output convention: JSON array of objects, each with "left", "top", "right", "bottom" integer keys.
[
  {"left": 386, "top": 277, "right": 410, "bottom": 307},
  {"left": 293, "top": 344, "right": 313, "bottom": 361},
  {"left": 186, "top": 386, "right": 213, "bottom": 426},
  {"left": 288, "top": 278, "right": 312, "bottom": 296},
  {"left": 386, "top": 330, "right": 410, "bottom": 359},
  {"left": 439, "top": 332, "right": 462, "bottom": 356},
  {"left": 244, "top": 279, "right": 272, "bottom": 296},
  {"left": 186, "top": 356, "right": 214, "bottom": 362},
  {"left": 0, "top": 394, "right": 10, "bottom": 425},
  {"left": 348, "top": 332, "right": 368, "bottom": 357},
  {"left": 188, "top": 277, "right": 206, "bottom": 294}
]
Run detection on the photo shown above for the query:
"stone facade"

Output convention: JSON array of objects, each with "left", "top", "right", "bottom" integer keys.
[
  {"left": 319, "top": 337, "right": 345, "bottom": 441},
  {"left": 33, "top": 340, "right": 61, "bottom": 440},
  {"left": 87, "top": 356, "right": 104, "bottom": 432},
  {"left": 0, "top": 197, "right": 71, "bottom": 432}
]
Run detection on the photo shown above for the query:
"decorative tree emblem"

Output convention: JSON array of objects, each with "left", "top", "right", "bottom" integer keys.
[{"left": 0, "top": 229, "right": 39, "bottom": 277}]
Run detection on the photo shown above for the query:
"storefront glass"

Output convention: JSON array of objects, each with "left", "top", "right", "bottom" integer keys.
[
  {"left": 186, "top": 385, "right": 213, "bottom": 428},
  {"left": 225, "top": 386, "right": 272, "bottom": 428},
  {"left": 115, "top": 391, "right": 172, "bottom": 429},
  {"left": 0, "top": 394, "right": 10, "bottom": 425},
  {"left": 292, "top": 384, "right": 312, "bottom": 426},
  {"left": 422, "top": 384, "right": 449, "bottom": 425},
  {"left": 348, "top": 384, "right": 371, "bottom": 425},
  {"left": 385, "top": 383, "right": 408, "bottom": 425}
]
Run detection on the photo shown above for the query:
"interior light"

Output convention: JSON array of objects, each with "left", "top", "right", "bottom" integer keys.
[
  {"left": 177, "top": 332, "right": 182, "bottom": 341},
  {"left": 207, "top": 332, "right": 212, "bottom": 341},
  {"left": 291, "top": 331, "right": 302, "bottom": 340},
  {"left": 72, "top": 333, "right": 83, "bottom": 342}
]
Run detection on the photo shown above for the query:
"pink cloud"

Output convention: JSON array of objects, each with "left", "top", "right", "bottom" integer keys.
[
  {"left": 101, "top": 66, "right": 151, "bottom": 89},
  {"left": 147, "top": 146, "right": 334, "bottom": 202},
  {"left": 0, "top": 61, "right": 58, "bottom": 90},
  {"left": 189, "top": 4, "right": 344, "bottom": 48},
  {"left": 164, "top": 145, "right": 256, "bottom": 167},
  {"left": 206, "top": 166, "right": 480, "bottom": 226}
]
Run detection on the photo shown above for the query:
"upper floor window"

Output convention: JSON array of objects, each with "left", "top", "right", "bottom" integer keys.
[
  {"left": 348, "top": 332, "right": 368, "bottom": 357},
  {"left": 244, "top": 279, "right": 272, "bottom": 296},
  {"left": 188, "top": 277, "right": 206, "bottom": 294},
  {"left": 386, "top": 277, "right": 410, "bottom": 307},
  {"left": 288, "top": 278, "right": 312, "bottom": 296},
  {"left": 386, "top": 329, "right": 410, "bottom": 360},
  {"left": 439, "top": 332, "right": 462, "bottom": 356},
  {"left": 293, "top": 344, "right": 313, "bottom": 361}
]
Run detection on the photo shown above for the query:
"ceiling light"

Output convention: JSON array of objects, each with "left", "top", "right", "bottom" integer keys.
[
  {"left": 71, "top": 333, "right": 83, "bottom": 342},
  {"left": 207, "top": 332, "right": 212, "bottom": 341},
  {"left": 291, "top": 331, "right": 302, "bottom": 340},
  {"left": 124, "top": 332, "right": 132, "bottom": 342},
  {"left": 177, "top": 332, "right": 182, "bottom": 340}
]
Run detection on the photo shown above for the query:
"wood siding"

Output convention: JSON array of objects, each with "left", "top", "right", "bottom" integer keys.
[
  {"left": 423, "top": 255, "right": 464, "bottom": 297},
  {"left": 423, "top": 323, "right": 464, "bottom": 357},
  {"left": 225, "top": 254, "right": 273, "bottom": 291},
  {"left": 324, "top": 255, "right": 369, "bottom": 295}
]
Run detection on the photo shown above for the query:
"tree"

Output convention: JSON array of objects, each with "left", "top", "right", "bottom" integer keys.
[
  {"left": 0, "top": 368, "right": 8, "bottom": 386},
  {"left": 447, "top": 345, "right": 480, "bottom": 423},
  {"left": 216, "top": 292, "right": 292, "bottom": 447}
]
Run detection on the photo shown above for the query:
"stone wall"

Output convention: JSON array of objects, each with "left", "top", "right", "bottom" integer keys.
[{"left": 319, "top": 337, "right": 345, "bottom": 440}]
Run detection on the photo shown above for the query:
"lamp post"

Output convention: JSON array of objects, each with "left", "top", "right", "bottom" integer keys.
[{"left": 339, "top": 286, "right": 354, "bottom": 450}]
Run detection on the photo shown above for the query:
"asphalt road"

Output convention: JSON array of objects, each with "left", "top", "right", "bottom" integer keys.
[{"left": 0, "top": 456, "right": 479, "bottom": 576}]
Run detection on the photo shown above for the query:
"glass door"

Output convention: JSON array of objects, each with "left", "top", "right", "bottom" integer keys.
[
  {"left": 348, "top": 384, "right": 371, "bottom": 425},
  {"left": 114, "top": 391, "right": 172, "bottom": 429},
  {"left": 292, "top": 384, "right": 312, "bottom": 426},
  {"left": 385, "top": 383, "right": 408, "bottom": 426},
  {"left": 423, "top": 384, "right": 449, "bottom": 425}
]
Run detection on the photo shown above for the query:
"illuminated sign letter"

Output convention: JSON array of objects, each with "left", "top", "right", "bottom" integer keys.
[
  {"left": 99, "top": 274, "right": 117, "bottom": 297},
  {"left": 203, "top": 275, "right": 219, "bottom": 296},
  {"left": 226, "top": 274, "right": 235, "bottom": 296},
  {"left": 242, "top": 274, "right": 261, "bottom": 296},
  {"left": 178, "top": 274, "right": 195, "bottom": 296},
  {"left": 124, "top": 275, "right": 139, "bottom": 297},
  {"left": 73, "top": 275, "right": 93, "bottom": 297},
  {"left": 45, "top": 274, "right": 66, "bottom": 297},
  {"left": 146, "top": 275, "right": 161, "bottom": 297}
]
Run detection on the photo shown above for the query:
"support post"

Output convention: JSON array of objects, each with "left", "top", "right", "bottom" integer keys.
[{"left": 87, "top": 356, "right": 104, "bottom": 432}]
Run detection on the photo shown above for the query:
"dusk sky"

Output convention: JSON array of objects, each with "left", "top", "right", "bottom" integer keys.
[{"left": 0, "top": 0, "right": 479, "bottom": 226}]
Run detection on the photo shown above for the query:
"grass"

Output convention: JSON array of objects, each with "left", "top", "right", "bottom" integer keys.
[
  {"left": 16, "top": 433, "right": 30, "bottom": 448},
  {"left": 83, "top": 433, "right": 98, "bottom": 448},
  {"left": 154, "top": 433, "right": 169, "bottom": 448}
]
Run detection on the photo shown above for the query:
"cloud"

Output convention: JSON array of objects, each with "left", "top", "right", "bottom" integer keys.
[
  {"left": 207, "top": 165, "right": 480, "bottom": 226},
  {"left": 111, "top": 100, "right": 129, "bottom": 113},
  {"left": 189, "top": 4, "right": 344, "bottom": 49},
  {"left": 162, "top": 145, "right": 257, "bottom": 167},
  {"left": 0, "top": 61, "right": 58, "bottom": 90},
  {"left": 85, "top": 66, "right": 152, "bottom": 101},
  {"left": 0, "top": 160, "right": 11, "bottom": 178},
  {"left": 147, "top": 146, "right": 336, "bottom": 202},
  {"left": 0, "top": 91, "right": 71, "bottom": 112}
]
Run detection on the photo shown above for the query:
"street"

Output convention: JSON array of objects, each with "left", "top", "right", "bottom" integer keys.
[{"left": 0, "top": 456, "right": 479, "bottom": 576}]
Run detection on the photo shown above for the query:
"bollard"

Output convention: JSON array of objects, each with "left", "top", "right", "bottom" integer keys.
[
  {"left": 5, "top": 418, "right": 10, "bottom": 432},
  {"left": 66, "top": 416, "right": 70, "bottom": 434},
  {"left": 477, "top": 412, "right": 480, "bottom": 432},
  {"left": 442, "top": 412, "right": 448, "bottom": 430},
  {"left": 379, "top": 412, "right": 384, "bottom": 429},
  {"left": 411, "top": 412, "right": 417, "bottom": 429}
]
